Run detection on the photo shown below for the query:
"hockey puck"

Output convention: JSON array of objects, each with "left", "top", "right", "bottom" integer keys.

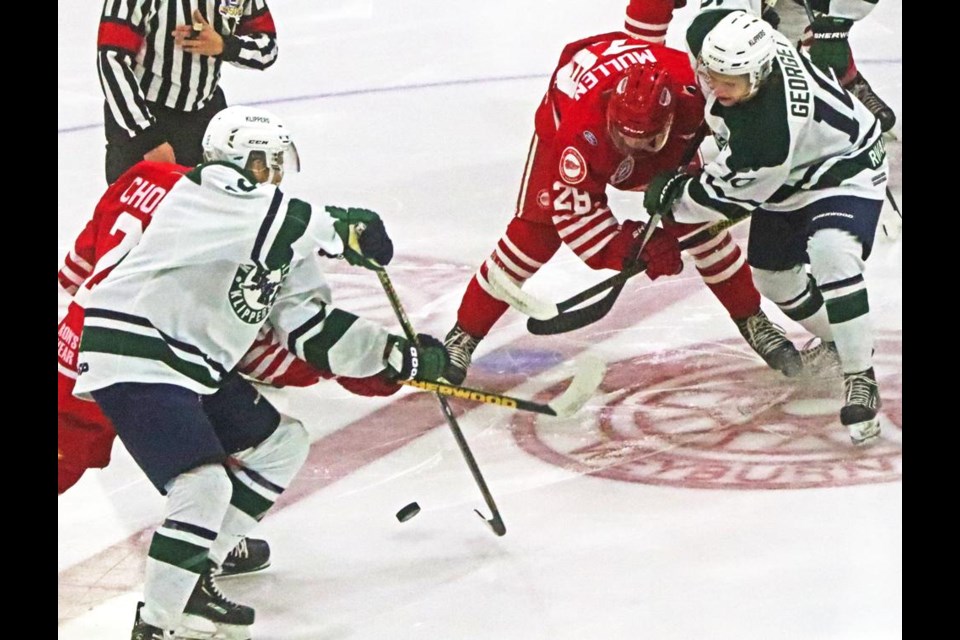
[{"left": 396, "top": 502, "right": 421, "bottom": 522}]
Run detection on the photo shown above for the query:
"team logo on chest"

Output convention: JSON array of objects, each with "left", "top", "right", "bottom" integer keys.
[
  {"left": 610, "top": 156, "right": 635, "bottom": 185},
  {"left": 229, "top": 263, "right": 288, "bottom": 324},
  {"left": 559, "top": 146, "right": 588, "bottom": 185},
  {"left": 219, "top": 0, "right": 244, "bottom": 20}
]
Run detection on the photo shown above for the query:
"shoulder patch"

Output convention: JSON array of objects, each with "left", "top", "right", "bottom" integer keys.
[
  {"left": 559, "top": 146, "right": 588, "bottom": 185},
  {"left": 610, "top": 156, "right": 635, "bottom": 185}
]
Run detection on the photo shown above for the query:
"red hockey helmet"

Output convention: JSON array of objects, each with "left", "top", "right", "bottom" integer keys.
[{"left": 607, "top": 64, "right": 676, "bottom": 154}]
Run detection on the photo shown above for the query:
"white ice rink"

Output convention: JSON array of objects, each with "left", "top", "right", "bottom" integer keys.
[{"left": 58, "top": 1, "right": 902, "bottom": 638}]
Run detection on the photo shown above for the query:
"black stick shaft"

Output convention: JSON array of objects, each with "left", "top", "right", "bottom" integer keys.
[{"left": 375, "top": 269, "right": 507, "bottom": 536}]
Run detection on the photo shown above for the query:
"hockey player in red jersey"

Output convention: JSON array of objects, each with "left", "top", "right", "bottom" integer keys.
[
  {"left": 623, "top": 0, "right": 686, "bottom": 44},
  {"left": 441, "top": 27, "right": 804, "bottom": 385}
]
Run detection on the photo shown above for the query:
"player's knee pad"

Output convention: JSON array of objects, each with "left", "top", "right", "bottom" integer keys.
[
  {"left": 750, "top": 265, "right": 808, "bottom": 305},
  {"left": 163, "top": 463, "right": 233, "bottom": 530},
  {"left": 807, "top": 228, "right": 866, "bottom": 286},
  {"left": 232, "top": 415, "right": 309, "bottom": 489}
]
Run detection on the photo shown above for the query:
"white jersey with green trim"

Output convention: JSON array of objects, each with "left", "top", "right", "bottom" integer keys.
[
  {"left": 74, "top": 162, "right": 393, "bottom": 397},
  {"left": 672, "top": 7, "right": 888, "bottom": 225}
]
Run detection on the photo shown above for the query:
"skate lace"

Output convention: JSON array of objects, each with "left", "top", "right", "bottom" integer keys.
[
  {"left": 844, "top": 372, "right": 878, "bottom": 408},
  {"left": 445, "top": 329, "right": 479, "bottom": 370},
  {"left": 203, "top": 571, "right": 242, "bottom": 610},
  {"left": 799, "top": 338, "right": 840, "bottom": 370},
  {"left": 848, "top": 76, "right": 889, "bottom": 116},
  {"left": 229, "top": 538, "right": 249, "bottom": 560},
  {"left": 740, "top": 314, "right": 787, "bottom": 357}
]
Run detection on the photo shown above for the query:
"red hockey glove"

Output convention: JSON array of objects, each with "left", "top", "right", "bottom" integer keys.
[
  {"left": 336, "top": 372, "right": 401, "bottom": 397},
  {"left": 630, "top": 223, "right": 683, "bottom": 280}
]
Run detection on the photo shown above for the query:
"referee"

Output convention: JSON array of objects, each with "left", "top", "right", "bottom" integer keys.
[{"left": 97, "top": 0, "right": 279, "bottom": 184}]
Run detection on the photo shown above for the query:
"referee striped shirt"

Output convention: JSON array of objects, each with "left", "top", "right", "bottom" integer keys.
[{"left": 98, "top": 0, "right": 278, "bottom": 141}]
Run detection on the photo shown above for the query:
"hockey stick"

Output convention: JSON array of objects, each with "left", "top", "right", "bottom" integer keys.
[
  {"left": 396, "top": 354, "right": 604, "bottom": 417},
  {"left": 488, "top": 124, "right": 709, "bottom": 322},
  {"left": 373, "top": 266, "right": 507, "bottom": 536},
  {"left": 527, "top": 211, "right": 751, "bottom": 334},
  {"left": 518, "top": 124, "right": 709, "bottom": 335}
]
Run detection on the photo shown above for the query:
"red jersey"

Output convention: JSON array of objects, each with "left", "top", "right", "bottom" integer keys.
[
  {"left": 515, "top": 34, "right": 704, "bottom": 270},
  {"left": 534, "top": 32, "right": 704, "bottom": 209},
  {"left": 57, "top": 161, "right": 321, "bottom": 387}
]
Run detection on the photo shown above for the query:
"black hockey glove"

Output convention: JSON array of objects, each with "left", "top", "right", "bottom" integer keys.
[
  {"left": 644, "top": 170, "right": 691, "bottom": 217},
  {"left": 385, "top": 333, "right": 449, "bottom": 383},
  {"left": 327, "top": 206, "right": 395, "bottom": 269},
  {"left": 808, "top": 16, "right": 854, "bottom": 78}
]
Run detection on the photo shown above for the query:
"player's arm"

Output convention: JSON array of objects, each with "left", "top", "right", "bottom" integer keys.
[
  {"left": 237, "top": 326, "right": 400, "bottom": 396},
  {"left": 97, "top": 0, "right": 170, "bottom": 160},
  {"left": 546, "top": 140, "right": 680, "bottom": 278},
  {"left": 224, "top": 0, "right": 279, "bottom": 70},
  {"left": 267, "top": 192, "right": 448, "bottom": 382},
  {"left": 59, "top": 218, "right": 99, "bottom": 299},
  {"left": 647, "top": 93, "right": 794, "bottom": 226}
]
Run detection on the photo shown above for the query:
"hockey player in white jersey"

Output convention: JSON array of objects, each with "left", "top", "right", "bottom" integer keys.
[
  {"left": 74, "top": 105, "right": 450, "bottom": 640},
  {"left": 643, "top": 5, "right": 888, "bottom": 446}
]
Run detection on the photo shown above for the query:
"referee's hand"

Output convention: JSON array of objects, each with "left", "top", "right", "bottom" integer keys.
[{"left": 172, "top": 10, "right": 224, "bottom": 57}]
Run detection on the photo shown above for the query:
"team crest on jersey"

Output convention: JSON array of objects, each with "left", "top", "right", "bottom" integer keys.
[
  {"left": 229, "top": 263, "right": 288, "bottom": 324},
  {"left": 219, "top": 0, "right": 244, "bottom": 20},
  {"left": 610, "top": 156, "right": 635, "bottom": 185},
  {"left": 582, "top": 131, "right": 599, "bottom": 146},
  {"left": 560, "top": 146, "right": 588, "bottom": 185}
]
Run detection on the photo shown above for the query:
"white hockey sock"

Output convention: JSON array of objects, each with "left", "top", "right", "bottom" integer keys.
[
  {"left": 209, "top": 416, "right": 309, "bottom": 564},
  {"left": 141, "top": 463, "right": 232, "bottom": 629}
]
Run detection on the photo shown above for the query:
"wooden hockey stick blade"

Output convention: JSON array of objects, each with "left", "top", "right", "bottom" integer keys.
[
  {"left": 484, "top": 262, "right": 559, "bottom": 320},
  {"left": 398, "top": 355, "right": 605, "bottom": 418},
  {"left": 544, "top": 354, "right": 606, "bottom": 418}
]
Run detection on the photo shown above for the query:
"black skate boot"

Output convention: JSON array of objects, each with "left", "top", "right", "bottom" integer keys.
[
  {"left": 178, "top": 563, "right": 255, "bottom": 640},
  {"left": 734, "top": 310, "right": 803, "bottom": 377},
  {"left": 130, "top": 602, "right": 172, "bottom": 640},
  {"left": 845, "top": 72, "right": 897, "bottom": 133},
  {"left": 219, "top": 537, "right": 271, "bottom": 577},
  {"left": 840, "top": 368, "right": 882, "bottom": 445},
  {"left": 442, "top": 324, "right": 481, "bottom": 385},
  {"left": 799, "top": 338, "right": 842, "bottom": 376}
]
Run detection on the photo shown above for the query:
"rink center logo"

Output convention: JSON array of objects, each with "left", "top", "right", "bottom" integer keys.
[
  {"left": 513, "top": 331, "right": 902, "bottom": 490},
  {"left": 229, "top": 263, "right": 288, "bottom": 324}
]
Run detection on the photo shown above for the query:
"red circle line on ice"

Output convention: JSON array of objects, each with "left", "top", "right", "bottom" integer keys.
[{"left": 513, "top": 331, "right": 902, "bottom": 490}]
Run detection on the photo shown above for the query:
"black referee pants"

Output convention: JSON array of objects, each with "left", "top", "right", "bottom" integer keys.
[{"left": 103, "top": 87, "right": 228, "bottom": 184}]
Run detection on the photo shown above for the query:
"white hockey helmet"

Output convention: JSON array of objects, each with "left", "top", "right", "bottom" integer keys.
[
  {"left": 202, "top": 105, "right": 300, "bottom": 184},
  {"left": 698, "top": 11, "right": 776, "bottom": 98}
]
